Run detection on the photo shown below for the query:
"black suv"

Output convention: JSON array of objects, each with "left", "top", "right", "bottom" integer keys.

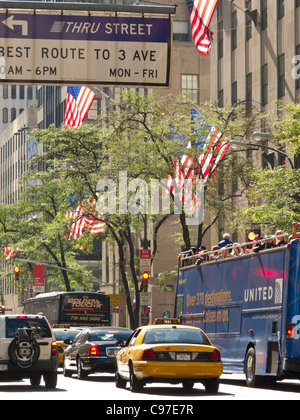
[{"left": 0, "top": 314, "right": 59, "bottom": 388}]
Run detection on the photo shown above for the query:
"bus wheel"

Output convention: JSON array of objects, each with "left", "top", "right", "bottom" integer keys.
[{"left": 245, "top": 347, "right": 259, "bottom": 387}]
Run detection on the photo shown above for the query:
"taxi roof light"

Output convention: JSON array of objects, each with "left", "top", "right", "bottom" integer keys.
[{"left": 153, "top": 318, "right": 181, "bottom": 325}]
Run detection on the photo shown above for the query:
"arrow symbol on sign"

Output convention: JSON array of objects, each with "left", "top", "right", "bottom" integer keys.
[{"left": 2, "top": 15, "right": 28, "bottom": 36}]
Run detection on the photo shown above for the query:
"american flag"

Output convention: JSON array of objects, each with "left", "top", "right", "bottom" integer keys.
[
  {"left": 164, "top": 127, "right": 230, "bottom": 201},
  {"left": 66, "top": 199, "right": 106, "bottom": 240},
  {"left": 64, "top": 86, "right": 96, "bottom": 127},
  {"left": 186, "top": 0, "right": 219, "bottom": 55}
]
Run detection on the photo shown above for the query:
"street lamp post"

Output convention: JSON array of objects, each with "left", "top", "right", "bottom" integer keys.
[{"left": 230, "top": 139, "right": 294, "bottom": 169}]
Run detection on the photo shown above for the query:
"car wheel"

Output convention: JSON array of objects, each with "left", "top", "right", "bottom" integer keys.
[
  {"left": 63, "top": 358, "right": 73, "bottom": 378},
  {"left": 245, "top": 347, "right": 260, "bottom": 388},
  {"left": 115, "top": 370, "right": 127, "bottom": 389},
  {"left": 77, "top": 357, "right": 88, "bottom": 380},
  {"left": 129, "top": 363, "right": 143, "bottom": 393},
  {"left": 204, "top": 378, "right": 219, "bottom": 394},
  {"left": 30, "top": 375, "right": 41, "bottom": 387},
  {"left": 44, "top": 371, "right": 57, "bottom": 389}
]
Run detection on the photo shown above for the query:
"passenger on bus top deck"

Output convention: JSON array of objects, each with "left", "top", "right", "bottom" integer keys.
[
  {"left": 274, "top": 230, "right": 287, "bottom": 247},
  {"left": 292, "top": 222, "right": 300, "bottom": 239},
  {"left": 218, "top": 233, "right": 233, "bottom": 248},
  {"left": 230, "top": 243, "right": 241, "bottom": 257},
  {"left": 210, "top": 245, "right": 221, "bottom": 261}
]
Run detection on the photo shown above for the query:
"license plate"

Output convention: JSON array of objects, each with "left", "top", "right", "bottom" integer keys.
[
  {"left": 0, "top": 364, "right": 8, "bottom": 371},
  {"left": 176, "top": 353, "right": 191, "bottom": 361}
]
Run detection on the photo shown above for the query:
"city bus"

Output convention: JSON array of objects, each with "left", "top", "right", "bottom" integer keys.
[
  {"left": 24, "top": 291, "right": 110, "bottom": 327},
  {"left": 175, "top": 239, "right": 300, "bottom": 387}
]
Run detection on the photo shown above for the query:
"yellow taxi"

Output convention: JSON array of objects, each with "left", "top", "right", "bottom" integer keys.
[
  {"left": 115, "top": 319, "right": 223, "bottom": 393},
  {"left": 52, "top": 325, "right": 81, "bottom": 367}
]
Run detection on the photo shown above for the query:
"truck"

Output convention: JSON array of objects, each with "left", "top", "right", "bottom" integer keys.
[{"left": 175, "top": 239, "right": 300, "bottom": 387}]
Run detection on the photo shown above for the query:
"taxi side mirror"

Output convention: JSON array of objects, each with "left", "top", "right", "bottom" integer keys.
[{"left": 64, "top": 338, "right": 72, "bottom": 345}]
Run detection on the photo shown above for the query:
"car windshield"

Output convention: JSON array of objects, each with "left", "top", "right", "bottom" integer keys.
[
  {"left": 143, "top": 328, "right": 210, "bottom": 345},
  {"left": 54, "top": 330, "right": 80, "bottom": 341},
  {"left": 88, "top": 330, "right": 132, "bottom": 342},
  {"left": 6, "top": 318, "right": 52, "bottom": 338}
]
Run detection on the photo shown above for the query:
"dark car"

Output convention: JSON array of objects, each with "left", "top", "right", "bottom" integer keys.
[{"left": 63, "top": 326, "right": 132, "bottom": 379}]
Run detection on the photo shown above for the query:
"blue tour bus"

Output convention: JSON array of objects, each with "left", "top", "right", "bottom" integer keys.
[{"left": 175, "top": 239, "right": 300, "bottom": 387}]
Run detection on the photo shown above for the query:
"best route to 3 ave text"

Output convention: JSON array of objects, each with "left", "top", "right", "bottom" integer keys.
[{"left": 106, "top": 404, "right": 194, "bottom": 417}]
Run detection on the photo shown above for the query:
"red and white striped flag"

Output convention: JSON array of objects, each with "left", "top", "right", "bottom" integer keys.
[
  {"left": 186, "top": 0, "right": 219, "bottom": 55},
  {"left": 164, "top": 128, "right": 230, "bottom": 201},
  {"left": 65, "top": 199, "right": 106, "bottom": 240},
  {"left": 64, "top": 86, "right": 96, "bottom": 128}
]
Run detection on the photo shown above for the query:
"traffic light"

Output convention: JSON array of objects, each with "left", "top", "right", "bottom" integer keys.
[
  {"left": 142, "top": 272, "right": 150, "bottom": 292},
  {"left": 14, "top": 266, "right": 20, "bottom": 282},
  {"left": 0, "top": 304, "right": 6, "bottom": 315}
]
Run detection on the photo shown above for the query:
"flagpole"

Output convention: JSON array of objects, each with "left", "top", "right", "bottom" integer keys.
[{"left": 229, "top": 0, "right": 258, "bottom": 26}]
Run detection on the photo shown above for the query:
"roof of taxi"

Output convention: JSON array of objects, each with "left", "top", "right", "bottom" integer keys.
[{"left": 140, "top": 324, "right": 203, "bottom": 330}]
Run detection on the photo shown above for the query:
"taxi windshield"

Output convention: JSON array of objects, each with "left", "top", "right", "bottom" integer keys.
[{"left": 143, "top": 328, "right": 210, "bottom": 345}]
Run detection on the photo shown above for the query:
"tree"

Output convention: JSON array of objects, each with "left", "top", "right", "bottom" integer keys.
[
  {"left": 232, "top": 101, "right": 300, "bottom": 236},
  {"left": 1, "top": 93, "right": 264, "bottom": 328}
]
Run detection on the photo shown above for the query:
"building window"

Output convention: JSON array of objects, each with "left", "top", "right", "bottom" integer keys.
[
  {"left": 261, "top": 63, "right": 268, "bottom": 106},
  {"left": 11, "top": 108, "right": 16, "bottom": 122},
  {"left": 261, "top": 0, "right": 268, "bottom": 30},
  {"left": 173, "top": 21, "right": 190, "bottom": 42},
  {"left": 3, "top": 108, "right": 8, "bottom": 124},
  {"left": 278, "top": 54, "right": 285, "bottom": 98},
  {"left": 246, "top": 73, "right": 252, "bottom": 111},
  {"left": 87, "top": 98, "right": 100, "bottom": 120},
  {"left": 19, "top": 85, "right": 24, "bottom": 100},
  {"left": 277, "top": 0, "right": 284, "bottom": 20},
  {"left": 232, "top": 81, "right": 237, "bottom": 105},
  {"left": 3, "top": 85, "right": 8, "bottom": 99},
  {"left": 218, "top": 89, "right": 224, "bottom": 108},
  {"left": 181, "top": 74, "right": 199, "bottom": 104},
  {"left": 231, "top": 11, "right": 237, "bottom": 50},
  {"left": 11, "top": 85, "right": 16, "bottom": 99},
  {"left": 245, "top": 0, "right": 252, "bottom": 41},
  {"left": 218, "top": 21, "right": 223, "bottom": 59}
]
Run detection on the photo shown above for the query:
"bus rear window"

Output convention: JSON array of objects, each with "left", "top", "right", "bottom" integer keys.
[{"left": 6, "top": 318, "right": 52, "bottom": 339}]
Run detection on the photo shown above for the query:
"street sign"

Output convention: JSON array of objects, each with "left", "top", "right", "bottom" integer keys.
[
  {"left": 0, "top": 9, "right": 171, "bottom": 86},
  {"left": 140, "top": 292, "right": 151, "bottom": 306},
  {"left": 33, "top": 263, "right": 45, "bottom": 293},
  {"left": 140, "top": 249, "right": 151, "bottom": 272},
  {"left": 109, "top": 294, "right": 121, "bottom": 307}
]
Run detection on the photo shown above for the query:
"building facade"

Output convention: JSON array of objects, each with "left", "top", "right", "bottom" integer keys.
[{"left": 211, "top": 0, "right": 300, "bottom": 112}]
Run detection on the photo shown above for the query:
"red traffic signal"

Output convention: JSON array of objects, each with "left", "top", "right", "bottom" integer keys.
[
  {"left": 0, "top": 304, "right": 6, "bottom": 314},
  {"left": 142, "top": 272, "right": 150, "bottom": 292},
  {"left": 142, "top": 272, "right": 150, "bottom": 281},
  {"left": 14, "top": 266, "right": 20, "bottom": 281}
]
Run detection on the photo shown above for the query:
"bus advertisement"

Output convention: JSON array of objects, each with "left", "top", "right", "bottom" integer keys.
[
  {"left": 24, "top": 291, "right": 110, "bottom": 326},
  {"left": 175, "top": 239, "right": 300, "bottom": 387}
]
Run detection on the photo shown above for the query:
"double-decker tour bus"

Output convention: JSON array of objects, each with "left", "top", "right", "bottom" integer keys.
[
  {"left": 175, "top": 238, "right": 300, "bottom": 387},
  {"left": 24, "top": 291, "right": 110, "bottom": 326}
]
